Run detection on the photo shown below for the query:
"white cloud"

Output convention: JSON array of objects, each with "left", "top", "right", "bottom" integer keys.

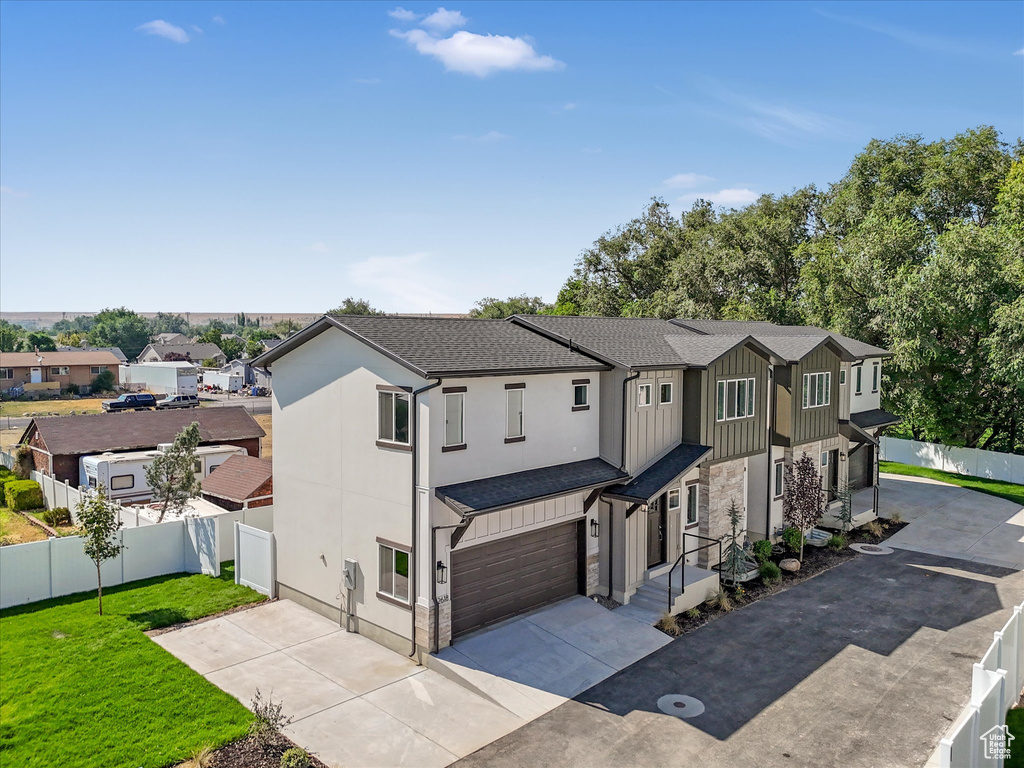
[
  {"left": 354, "top": 77, "right": 382, "bottom": 84},
  {"left": 212, "top": 15, "right": 226, "bottom": 25},
  {"left": 815, "top": 9, "right": 979, "bottom": 56},
  {"left": 310, "top": 241, "right": 331, "bottom": 254},
  {"left": 390, "top": 28, "right": 564, "bottom": 77},
  {"left": 679, "top": 188, "right": 759, "bottom": 208},
  {"left": 561, "top": 102, "right": 577, "bottom": 110},
  {"left": 135, "top": 20, "right": 190, "bottom": 44},
  {"left": 0, "top": 186, "right": 29, "bottom": 198},
  {"left": 421, "top": 7, "right": 467, "bottom": 31},
  {"left": 349, "top": 253, "right": 459, "bottom": 312},
  {"left": 453, "top": 130, "right": 508, "bottom": 142},
  {"left": 1015, "top": 48, "right": 1024, "bottom": 56},
  {"left": 191, "top": 25, "right": 204, "bottom": 35},
  {"left": 388, "top": 6, "right": 419, "bottom": 21},
  {"left": 662, "top": 173, "right": 713, "bottom": 189}
]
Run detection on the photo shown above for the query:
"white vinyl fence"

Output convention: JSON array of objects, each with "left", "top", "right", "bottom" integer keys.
[
  {"left": 880, "top": 437, "right": 1024, "bottom": 485},
  {"left": 937, "top": 603, "right": 1024, "bottom": 768},
  {"left": 0, "top": 516, "right": 219, "bottom": 610},
  {"left": 234, "top": 522, "right": 275, "bottom": 597}
]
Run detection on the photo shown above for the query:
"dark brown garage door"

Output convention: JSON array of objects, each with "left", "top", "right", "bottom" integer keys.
[
  {"left": 450, "top": 521, "right": 580, "bottom": 640},
  {"left": 849, "top": 444, "right": 874, "bottom": 490}
]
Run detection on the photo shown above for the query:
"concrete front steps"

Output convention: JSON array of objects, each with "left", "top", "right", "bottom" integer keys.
[{"left": 614, "top": 565, "right": 720, "bottom": 626}]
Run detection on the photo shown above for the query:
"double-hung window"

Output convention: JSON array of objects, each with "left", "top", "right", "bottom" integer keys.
[
  {"left": 506, "top": 386, "right": 525, "bottom": 441},
  {"left": 637, "top": 383, "right": 652, "bottom": 407},
  {"left": 685, "top": 483, "right": 698, "bottom": 525},
  {"left": 802, "top": 372, "right": 831, "bottom": 409},
  {"left": 659, "top": 382, "right": 673, "bottom": 405},
  {"left": 716, "top": 377, "right": 756, "bottom": 421},
  {"left": 378, "top": 389, "right": 410, "bottom": 445},
  {"left": 378, "top": 543, "right": 410, "bottom": 603},
  {"left": 871, "top": 362, "right": 880, "bottom": 393},
  {"left": 444, "top": 392, "right": 464, "bottom": 447}
]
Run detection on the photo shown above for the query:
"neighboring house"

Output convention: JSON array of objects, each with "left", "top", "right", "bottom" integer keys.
[
  {"left": 55, "top": 343, "right": 128, "bottom": 363},
  {"left": 201, "top": 454, "right": 273, "bottom": 511},
  {"left": 18, "top": 406, "right": 265, "bottom": 484},
  {"left": 260, "top": 338, "right": 285, "bottom": 352},
  {"left": 0, "top": 350, "right": 121, "bottom": 394},
  {"left": 152, "top": 332, "right": 191, "bottom": 345},
  {"left": 137, "top": 342, "right": 226, "bottom": 367},
  {"left": 255, "top": 314, "right": 896, "bottom": 659},
  {"left": 218, "top": 359, "right": 272, "bottom": 390}
]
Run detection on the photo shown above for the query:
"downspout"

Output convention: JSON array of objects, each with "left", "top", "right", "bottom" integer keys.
[
  {"left": 610, "top": 370, "right": 640, "bottom": 599},
  {"left": 410, "top": 378, "right": 442, "bottom": 658},
  {"left": 765, "top": 366, "right": 775, "bottom": 539}
]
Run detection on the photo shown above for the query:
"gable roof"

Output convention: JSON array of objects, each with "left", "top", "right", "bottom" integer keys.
[
  {"left": 253, "top": 315, "right": 610, "bottom": 378},
  {"left": 55, "top": 345, "right": 128, "bottom": 362},
  {"left": 0, "top": 349, "right": 123, "bottom": 368},
  {"left": 153, "top": 333, "right": 191, "bottom": 343},
  {"left": 141, "top": 342, "right": 225, "bottom": 362},
  {"left": 510, "top": 315, "right": 773, "bottom": 369},
  {"left": 200, "top": 454, "right": 272, "bottom": 502},
  {"left": 21, "top": 406, "right": 264, "bottom": 456},
  {"left": 669, "top": 319, "right": 891, "bottom": 360}
]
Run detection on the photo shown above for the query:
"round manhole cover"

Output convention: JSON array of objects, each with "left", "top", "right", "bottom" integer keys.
[
  {"left": 850, "top": 542, "right": 894, "bottom": 556},
  {"left": 862, "top": 545, "right": 882, "bottom": 552},
  {"left": 657, "top": 694, "right": 705, "bottom": 719}
]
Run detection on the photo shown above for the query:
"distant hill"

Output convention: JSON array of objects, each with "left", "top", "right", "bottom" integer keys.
[{"left": 1, "top": 311, "right": 468, "bottom": 330}]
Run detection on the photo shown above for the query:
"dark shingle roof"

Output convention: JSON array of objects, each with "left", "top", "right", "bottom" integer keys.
[
  {"left": 435, "top": 458, "right": 628, "bottom": 517},
  {"left": 201, "top": 454, "right": 273, "bottom": 502},
  {"left": 603, "top": 443, "right": 712, "bottom": 503},
  {"left": 849, "top": 408, "right": 902, "bottom": 430},
  {"left": 328, "top": 316, "right": 609, "bottom": 377},
  {"left": 670, "top": 319, "right": 891, "bottom": 360},
  {"left": 22, "top": 406, "right": 265, "bottom": 456}
]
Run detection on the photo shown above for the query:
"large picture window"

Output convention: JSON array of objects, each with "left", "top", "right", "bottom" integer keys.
[
  {"left": 444, "top": 392, "right": 464, "bottom": 447},
  {"left": 802, "top": 372, "right": 831, "bottom": 409},
  {"left": 378, "top": 543, "right": 410, "bottom": 603},
  {"left": 506, "top": 388, "right": 524, "bottom": 440},
  {"left": 378, "top": 390, "right": 410, "bottom": 444},
  {"left": 716, "top": 377, "right": 756, "bottom": 421}
]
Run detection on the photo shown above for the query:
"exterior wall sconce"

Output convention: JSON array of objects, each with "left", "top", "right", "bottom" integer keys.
[
  {"left": 436, "top": 560, "right": 447, "bottom": 584},
  {"left": 840, "top": 452, "right": 846, "bottom": 462},
  {"left": 590, "top": 518, "right": 599, "bottom": 538}
]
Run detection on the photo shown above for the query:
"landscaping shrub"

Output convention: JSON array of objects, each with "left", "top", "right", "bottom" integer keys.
[
  {"left": 42, "top": 507, "right": 72, "bottom": 527},
  {"left": 759, "top": 561, "right": 782, "bottom": 584},
  {"left": 5, "top": 479, "right": 44, "bottom": 511},
  {"left": 865, "top": 520, "right": 884, "bottom": 539},
  {"left": 886, "top": 511, "right": 904, "bottom": 525},
  {"left": 781, "top": 526, "right": 804, "bottom": 553},
  {"left": 708, "top": 587, "right": 734, "bottom": 613},
  {"left": 656, "top": 612, "right": 682, "bottom": 637},
  {"left": 280, "top": 747, "right": 311, "bottom": 768},
  {"left": 826, "top": 534, "right": 848, "bottom": 551},
  {"left": 248, "top": 689, "right": 292, "bottom": 752},
  {"left": 90, "top": 369, "right": 115, "bottom": 393},
  {"left": 752, "top": 538, "right": 773, "bottom": 565},
  {"left": 684, "top": 607, "right": 701, "bottom": 620}
]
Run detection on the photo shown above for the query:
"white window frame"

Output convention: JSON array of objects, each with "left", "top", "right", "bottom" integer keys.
[
  {"left": 855, "top": 366, "right": 863, "bottom": 395},
  {"left": 872, "top": 362, "right": 880, "bottom": 393},
  {"left": 109, "top": 474, "right": 134, "bottom": 490},
  {"left": 378, "top": 543, "right": 411, "bottom": 604},
  {"left": 0, "top": 368, "right": 13, "bottom": 380},
  {"left": 667, "top": 487, "right": 681, "bottom": 510},
  {"left": 821, "top": 451, "right": 829, "bottom": 468},
  {"left": 444, "top": 392, "right": 465, "bottom": 447},
  {"left": 378, "top": 390, "right": 411, "bottom": 445},
  {"left": 716, "top": 377, "right": 756, "bottom": 421},
  {"left": 573, "top": 383, "right": 589, "bottom": 408},
  {"left": 774, "top": 460, "right": 784, "bottom": 499},
  {"left": 659, "top": 382, "right": 673, "bottom": 405},
  {"left": 50, "top": 366, "right": 70, "bottom": 376},
  {"left": 802, "top": 371, "right": 832, "bottom": 409},
  {"left": 685, "top": 483, "right": 698, "bottom": 526},
  {"left": 506, "top": 388, "right": 525, "bottom": 440},
  {"left": 637, "top": 383, "right": 652, "bottom": 407},
  {"left": 90, "top": 366, "right": 107, "bottom": 375}
]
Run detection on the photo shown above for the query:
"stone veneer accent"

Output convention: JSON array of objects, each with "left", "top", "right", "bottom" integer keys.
[
  {"left": 415, "top": 599, "right": 452, "bottom": 652},
  {"left": 698, "top": 457, "right": 746, "bottom": 568},
  {"left": 586, "top": 551, "right": 600, "bottom": 595}
]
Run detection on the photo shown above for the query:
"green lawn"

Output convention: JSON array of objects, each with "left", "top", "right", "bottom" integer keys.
[
  {"left": 880, "top": 461, "right": 1024, "bottom": 506},
  {"left": 0, "top": 564, "right": 266, "bottom": 768}
]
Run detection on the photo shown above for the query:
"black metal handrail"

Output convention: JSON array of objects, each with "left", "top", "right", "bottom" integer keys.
[{"left": 666, "top": 533, "right": 723, "bottom": 613}]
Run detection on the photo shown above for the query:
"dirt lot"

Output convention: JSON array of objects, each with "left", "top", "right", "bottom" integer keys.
[
  {"left": 255, "top": 413, "right": 272, "bottom": 458},
  {"left": 0, "top": 398, "right": 106, "bottom": 418}
]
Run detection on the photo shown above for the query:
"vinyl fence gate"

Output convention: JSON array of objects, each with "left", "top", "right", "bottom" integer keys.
[{"left": 234, "top": 522, "right": 276, "bottom": 597}]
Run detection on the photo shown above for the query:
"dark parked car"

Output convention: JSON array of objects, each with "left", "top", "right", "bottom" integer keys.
[
  {"left": 156, "top": 394, "right": 199, "bottom": 409},
  {"left": 102, "top": 393, "right": 158, "bottom": 412}
]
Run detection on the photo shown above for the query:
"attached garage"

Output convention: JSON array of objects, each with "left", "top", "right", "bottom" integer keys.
[
  {"left": 848, "top": 443, "right": 874, "bottom": 490},
  {"left": 450, "top": 520, "right": 581, "bottom": 639}
]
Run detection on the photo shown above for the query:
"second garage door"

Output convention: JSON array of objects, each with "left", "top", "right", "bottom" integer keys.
[
  {"left": 849, "top": 443, "right": 874, "bottom": 490},
  {"left": 450, "top": 520, "right": 580, "bottom": 640}
]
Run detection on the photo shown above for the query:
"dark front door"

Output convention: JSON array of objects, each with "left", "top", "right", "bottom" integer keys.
[{"left": 647, "top": 497, "right": 666, "bottom": 568}]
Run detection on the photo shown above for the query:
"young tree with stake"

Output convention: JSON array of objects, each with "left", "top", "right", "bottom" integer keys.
[
  {"left": 77, "top": 486, "right": 124, "bottom": 616},
  {"left": 145, "top": 422, "right": 202, "bottom": 523},
  {"left": 782, "top": 453, "right": 825, "bottom": 561}
]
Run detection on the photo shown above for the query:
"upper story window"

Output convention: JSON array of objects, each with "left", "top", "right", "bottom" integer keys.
[
  {"left": 659, "top": 382, "right": 673, "bottom": 405},
  {"left": 637, "top": 383, "right": 652, "bottom": 407},
  {"left": 803, "top": 371, "right": 831, "bottom": 409},
  {"left": 444, "top": 392, "right": 464, "bottom": 447},
  {"left": 0, "top": 368, "right": 13, "bottom": 380},
  {"left": 506, "top": 386, "right": 525, "bottom": 441},
  {"left": 855, "top": 366, "right": 863, "bottom": 395},
  {"left": 839, "top": 369, "right": 847, "bottom": 386},
  {"left": 573, "top": 382, "right": 589, "bottom": 409},
  {"left": 716, "top": 377, "right": 755, "bottom": 421},
  {"left": 872, "top": 362, "right": 880, "bottom": 393},
  {"left": 378, "top": 390, "right": 410, "bottom": 445}
]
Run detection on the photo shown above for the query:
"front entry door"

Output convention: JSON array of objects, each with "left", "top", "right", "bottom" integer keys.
[
  {"left": 30, "top": 367, "right": 42, "bottom": 383},
  {"left": 647, "top": 497, "right": 666, "bottom": 568}
]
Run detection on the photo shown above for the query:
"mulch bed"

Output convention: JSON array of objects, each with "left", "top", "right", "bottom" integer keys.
[
  {"left": 663, "top": 517, "right": 909, "bottom": 636},
  {"left": 205, "top": 733, "right": 329, "bottom": 768}
]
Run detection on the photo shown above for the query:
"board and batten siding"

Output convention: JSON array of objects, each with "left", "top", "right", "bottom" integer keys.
[
  {"left": 690, "top": 345, "right": 770, "bottom": 462},
  {"left": 792, "top": 345, "right": 841, "bottom": 445},
  {"left": 622, "top": 369, "right": 683, "bottom": 475}
]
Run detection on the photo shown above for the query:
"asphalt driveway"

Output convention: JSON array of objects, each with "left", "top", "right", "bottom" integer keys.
[{"left": 456, "top": 549, "right": 1023, "bottom": 768}]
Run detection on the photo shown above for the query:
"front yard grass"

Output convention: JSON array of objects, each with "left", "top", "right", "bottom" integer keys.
[
  {"left": 0, "top": 564, "right": 266, "bottom": 768},
  {"left": 0, "top": 398, "right": 107, "bottom": 418},
  {"left": 879, "top": 460, "right": 1024, "bottom": 506}
]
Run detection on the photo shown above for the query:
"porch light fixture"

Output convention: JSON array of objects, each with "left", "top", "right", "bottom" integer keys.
[
  {"left": 435, "top": 560, "right": 448, "bottom": 584},
  {"left": 840, "top": 452, "right": 846, "bottom": 462},
  {"left": 590, "top": 518, "right": 599, "bottom": 538}
]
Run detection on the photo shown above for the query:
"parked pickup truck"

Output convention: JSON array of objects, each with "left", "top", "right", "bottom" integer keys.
[
  {"left": 102, "top": 393, "right": 158, "bottom": 412},
  {"left": 156, "top": 394, "right": 199, "bottom": 409}
]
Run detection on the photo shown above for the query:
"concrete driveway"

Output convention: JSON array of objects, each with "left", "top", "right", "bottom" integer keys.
[{"left": 880, "top": 474, "right": 1024, "bottom": 570}]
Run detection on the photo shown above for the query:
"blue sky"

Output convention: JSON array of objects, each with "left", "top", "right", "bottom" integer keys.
[{"left": 1, "top": 1, "right": 1021, "bottom": 314}]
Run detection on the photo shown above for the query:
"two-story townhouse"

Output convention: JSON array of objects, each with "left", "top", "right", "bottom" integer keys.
[{"left": 254, "top": 316, "right": 622, "bottom": 657}]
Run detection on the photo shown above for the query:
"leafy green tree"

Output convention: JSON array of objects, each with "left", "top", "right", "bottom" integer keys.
[
  {"left": 197, "top": 328, "right": 222, "bottom": 345},
  {"left": 52, "top": 315, "right": 96, "bottom": 334},
  {"left": 56, "top": 331, "right": 85, "bottom": 347},
  {"left": 328, "top": 298, "right": 384, "bottom": 315},
  {"left": 91, "top": 369, "right": 115, "bottom": 393},
  {"left": 469, "top": 295, "right": 551, "bottom": 318},
  {"left": 220, "top": 335, "right": 246, "bottom": 362},
  {"left": 77, "top": 486, "right": 125, "bottom": 615},
  {"left": 782, "top": 454, "right": 823, "bottom": 561},
  {"left": 89, "top": 308, "right": 151, "bottom": 360},
  {"left": 17, "top": 331, "right": 57, "bottom": 352},
  {"left": 271, "top": 319, "right": 301, "bottom": 337},
  {"left": 145, "top": 423, "right": 202, "bottom": 523},
  {"left": 148, "top": 312, "right": 190, "bottom": 336},
  {"left": 0, "top": 320, "right": 24, "bottom": 352}
]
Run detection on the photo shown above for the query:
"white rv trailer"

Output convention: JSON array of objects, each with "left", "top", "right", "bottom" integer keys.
[
  {"left": 201, "top": 370, "right": 244, "bottom": 392},
  {"left": 79, "top": 444, "right": 247, "bottom": 503}
]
